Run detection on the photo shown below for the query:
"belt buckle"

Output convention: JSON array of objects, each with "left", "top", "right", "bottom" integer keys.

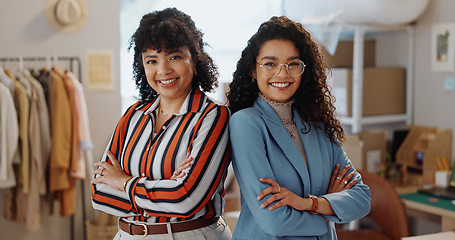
[{"left": 137, "top": 223, "right": 148, "bottom": 237}]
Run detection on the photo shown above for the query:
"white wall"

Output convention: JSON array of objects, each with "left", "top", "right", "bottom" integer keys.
[
  {"left": 0, "top": 1, "right": 121, "bottom": 240},
  {"left": 413, "top": 0, "right": 455, "bottom": 160}
]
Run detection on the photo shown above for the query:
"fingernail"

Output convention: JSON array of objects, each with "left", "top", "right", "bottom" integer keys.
[{"left": 260, "top": 204, "right": 264, "bottom": 208}]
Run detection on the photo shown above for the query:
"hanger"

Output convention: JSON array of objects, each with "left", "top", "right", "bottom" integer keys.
[
  {"left": 43, "top": 56, "right": 51, "bottom": 72},
  {"left": 17, "top": 56, "right": 27, "bottom": 79},
  {"left": 52, "top": 55, "right": 64, "bottom": 77}
]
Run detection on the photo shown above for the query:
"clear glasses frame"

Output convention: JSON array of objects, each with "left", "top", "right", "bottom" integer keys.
[{"left": 257, "top": 60, "right": 306, "bottom": 77}]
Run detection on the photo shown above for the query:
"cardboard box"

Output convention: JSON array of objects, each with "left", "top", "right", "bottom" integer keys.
[
  {"left": 328, "top": 67, "right": 406, "bottom": 117},
  {"left": 320, "top": 40, "right": 375, "bottom": 68},
  {"left": 344, "top": 130, "right": 387, "bottom": 173}
]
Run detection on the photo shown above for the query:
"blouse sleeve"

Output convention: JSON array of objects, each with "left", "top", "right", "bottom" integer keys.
[
  {"left": 229, "top": 111, "right": 328, "bottom": 237},
  {"left": 91, "top": 104, "right": 140, "bottom": 217},
  {"left": 92, "top": 104, "right": 230, "bottom": 218},
  {"left": 127, "top": 105, "right": 230, "bottom": 218}
]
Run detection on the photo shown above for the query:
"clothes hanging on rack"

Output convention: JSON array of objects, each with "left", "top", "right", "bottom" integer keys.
[
  {"left": 0, "top": 57, "right": 92, "bottom": 232},
  {"left": 48, "top": 68, "right": 72, "bottom": 193},
  {"left": 64, "top": 71, "right": 94, "bottom": 179},
  {"left": 4, "top": 69, "right": 30, "bottom": 193},
  {"left": 0, "top": 80, "right": 18, "bottom": 189},
  {"left": 3, "top": 66, "right": 39, "bottom": 231}
]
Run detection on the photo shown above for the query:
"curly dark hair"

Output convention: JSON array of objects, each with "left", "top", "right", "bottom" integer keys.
[
  {"left": 226, "top": 16, "right": 344, "bottom": 144},
  {"left": 128, "top": 7, "right": 218, "bottom": 103}
]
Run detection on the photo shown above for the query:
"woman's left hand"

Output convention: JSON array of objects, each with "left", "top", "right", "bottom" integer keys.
[
  {"left": 257, "top": 178, "right": 306, "bottom": 211},
  {"left": 327, "top": 164, "right": 357, "bottom": 194},
  {"left": 91, "top": 150, "right": 132, "bottom": 191}
]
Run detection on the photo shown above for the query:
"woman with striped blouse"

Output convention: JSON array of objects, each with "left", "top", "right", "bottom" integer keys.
[{"left": 91, "top": 8, "right": 231, "bottom": 240}]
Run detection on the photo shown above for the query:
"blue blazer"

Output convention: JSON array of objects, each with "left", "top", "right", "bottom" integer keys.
[{"left": 229, "top": 97, "right": 371, "bottom": 240}]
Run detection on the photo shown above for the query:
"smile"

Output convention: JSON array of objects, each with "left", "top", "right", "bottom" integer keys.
[
  {"left": 159, "top": 78, "right": 178, "bottom": 85},
  {"left": 270, "top": 82, "right": 291, "bottom": 88}
]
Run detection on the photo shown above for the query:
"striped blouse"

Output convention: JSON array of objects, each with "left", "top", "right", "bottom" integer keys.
[{"left": 91, "top": 88, "right": 230, "bottom": 223}]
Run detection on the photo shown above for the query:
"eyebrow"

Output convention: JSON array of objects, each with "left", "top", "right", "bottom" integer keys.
[
  {"left": 166, "top": 49, "right": 184, "bottom": 56},
  {"left": 259, "top": 56, "right": 300, "bottom": 61},
  {"left": 143, "top": 49, "right": 184, "bottom": 59}
]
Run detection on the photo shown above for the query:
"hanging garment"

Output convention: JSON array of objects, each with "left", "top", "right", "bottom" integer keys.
[
  {"left": 6, "top": 81, "right": 45, "bottom": 231},
  {"left": 24, "top": 69, "right": 51, "bottom": 195},
  {"left": 3, "top": 68, "right": 31, "bottom": 227},
  {"left": 63, "top": 70, "right": 93, "bottom": 179},
  {"left": 48, "top": 70, "right": 72, "bottom": 193},
  {"left": 0, "top": 82, "right": 19, "bottom": 189},
  {"left": 4, "top": 69, "right": 30, "bottom": 193},
  {"left": 0, "top": 65, "right": 16, "bottom": 92}
]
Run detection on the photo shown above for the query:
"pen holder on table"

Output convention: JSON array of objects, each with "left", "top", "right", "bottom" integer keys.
[{"left": 435, "top": 170, "right": 451, "bottom": 188}]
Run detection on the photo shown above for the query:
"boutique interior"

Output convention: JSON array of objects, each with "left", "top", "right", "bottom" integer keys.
[{"left": 1, "top": 0, "right": 455, "bottom": 240}]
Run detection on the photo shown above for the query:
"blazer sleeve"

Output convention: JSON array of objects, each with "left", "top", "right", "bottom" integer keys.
[
  {"left": 320, "top": 145, "right": 371, "bottom": 223},
  {"left": 230, "top": 111, "right": 328, "bottom": 237}
]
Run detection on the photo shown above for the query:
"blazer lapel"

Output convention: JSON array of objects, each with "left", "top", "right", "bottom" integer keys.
[
  {"left": 294, "top": 110, "right": 324, "bottom": 195},
  {"left": 254, "top": 99, "right": 311, "bottom": 192}
]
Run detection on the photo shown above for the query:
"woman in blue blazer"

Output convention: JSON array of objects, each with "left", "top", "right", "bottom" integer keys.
[{"left": 226, "top": 16, "right": 371, "bottom": 240}]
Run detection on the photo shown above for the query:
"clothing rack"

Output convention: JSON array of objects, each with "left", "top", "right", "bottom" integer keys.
[
  {"left": 0, "top": 56, "right": 85, "bottom": 240},
  {"left": 0, "top": 56, "right": 82, "bottom": 81}
]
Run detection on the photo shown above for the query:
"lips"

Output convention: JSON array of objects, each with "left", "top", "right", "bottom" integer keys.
[
  {"left": 159, "top": 78, "right": 178, "bottom": 85},
  {"left": 270, "top": 82, "right": 291, "bottom": 88}
]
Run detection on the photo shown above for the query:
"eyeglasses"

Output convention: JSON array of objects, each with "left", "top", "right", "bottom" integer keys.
[{"left": 257, "top": 60, "right": 306, "bottom": 77}]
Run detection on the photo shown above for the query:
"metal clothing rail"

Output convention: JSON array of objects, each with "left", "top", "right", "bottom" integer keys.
[
  {"left": 0, "top": 56, "right": 82, "bottom": 81},
  {"left": 0, "top": 56, "right": 86, "bottom": 240}
]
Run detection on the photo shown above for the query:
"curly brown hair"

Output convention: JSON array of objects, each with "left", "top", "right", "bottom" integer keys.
[
  {"left": 226, "top": 16, "right": 344, "bottom": 144},
  {"left": 128, "top": 8, "right": 218, "bottom": 103}
]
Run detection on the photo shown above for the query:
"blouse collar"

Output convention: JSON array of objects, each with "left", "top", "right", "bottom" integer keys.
[{"left": 139, "top": 88, "right": 206, "bottom": 115}]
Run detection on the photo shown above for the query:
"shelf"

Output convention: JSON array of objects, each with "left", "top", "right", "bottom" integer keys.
[
  {"left": 337, "top": 24, "right": 415, "bottom": 133},
  {"left": 340, "top": 114, "right": 408, "bottom": 125}
]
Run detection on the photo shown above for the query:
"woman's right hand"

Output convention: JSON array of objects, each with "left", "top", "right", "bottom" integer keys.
[
  {"left": 171, "top": 152, "right": 193, "bottom": 180},
  {"left": 327, "top": 164, "right": 357, "bottom": 193}
]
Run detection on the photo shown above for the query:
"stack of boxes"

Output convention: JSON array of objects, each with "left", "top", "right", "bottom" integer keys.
[
  {"left": 322, "top": 40, "right": 406, "bottom": 174},
  {"left": 322, "top": 40, "right": 406, "bottom": 117}
]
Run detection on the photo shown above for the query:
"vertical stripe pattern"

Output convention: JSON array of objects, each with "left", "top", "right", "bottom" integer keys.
[{"left": 91, "top": 89, "right": 230, "bottom": 223}]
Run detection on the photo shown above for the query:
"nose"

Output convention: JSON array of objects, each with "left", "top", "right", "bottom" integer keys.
[
  {"left": 156, "top": 61, "right": 172, "bottom": 75},
  {"left": 275, "top": 64, "right": 289, "bottom": 77}
]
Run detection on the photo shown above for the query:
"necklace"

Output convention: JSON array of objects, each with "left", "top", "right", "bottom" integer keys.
[
  {"left": 281, "top": 119, "right": 295, "bottom": 125},
  {"left": 289, "top": 132, "right": 296, "bottom": 139},
  {"left": 160, "top": 109, "right": 172, "bottom": 116},
  {"left": 159, "top": 106, "right": 176, "bottom": 116},
  {"left": 281, "top": 119, "right": 296, "bottom": 139},
  {"left": 258, "top": 92, "right": 296, "bottom": 139}
]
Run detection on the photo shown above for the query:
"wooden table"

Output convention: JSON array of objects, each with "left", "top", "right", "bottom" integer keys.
[{"left": 400, "top": 192, "right": 455, "bottom": 232}]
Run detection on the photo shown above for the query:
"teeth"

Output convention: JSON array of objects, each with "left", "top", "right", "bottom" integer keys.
[
  {"left": 270, "top": 82, "right": 290, "bottom": 88},
  {"left": 160, "top": 78, "right": 177, "bottom": 84}
]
